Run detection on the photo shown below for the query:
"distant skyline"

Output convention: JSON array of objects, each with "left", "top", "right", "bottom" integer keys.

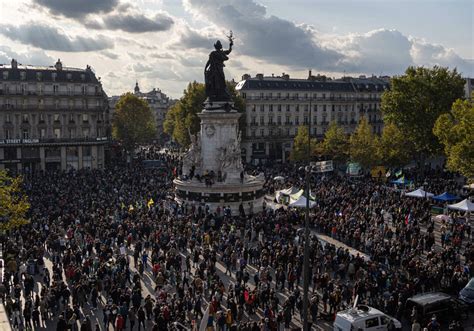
[{"left": 0, "top": 0, "right": 472, "bottom": 98}]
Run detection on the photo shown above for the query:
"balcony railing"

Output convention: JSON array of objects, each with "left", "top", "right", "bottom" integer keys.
[
  {"left": 0, "top": 105, "right": 104, "bottom": 111},
  {"left": 0, "top": 90, "right": 104, "bottom": 97},
  {"left": 243, "top": 95, "right": 381, "bottom": 102}
]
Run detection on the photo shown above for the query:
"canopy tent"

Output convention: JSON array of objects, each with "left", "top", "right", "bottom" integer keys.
[
  {"left": 275, "top": 187, "right": 300, "bottom": 203},
  {"left": 447, "top": 199, "right": 474, "bottom": 212},
  {"left": 290, "top": 189, "right": 316, "bottom": 202},
  {"left": 432, "top": 192, "right": 460, "bottom": 202},
  {"left": 391, "top": 177, "right": 413, "bottom": 185},
  {"left": 289, "top": 195, "right": 317, "bottom": 208},
  {"left": 434, "top": 214, "right": 452, "bottom": 222},
  {"left": 405, "top": 188, "right": 434, "bottom": 198}
]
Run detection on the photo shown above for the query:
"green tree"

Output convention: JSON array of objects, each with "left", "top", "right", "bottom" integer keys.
[
  {"left": 349, "top": 117, "right": 380, "bottom": 169},
  {"left": 378, "top": 122, "right": 411, "bottom": 168},
  {"left": 320, "top": 121, "right": 349, "bottom": 163},
  {"left": 434, "top": 99, "right": 474, "bottom": 179},
  {"left": 163, "top": 81, "right": 245, "bottom": 147},
  {"left": 381, "top": 66, "right": 465, "bottom": 159},
  {"left": 290, "top": 125, "right": 318, "bottom": 161},
  {"left": 112, "top": 93, "right": 156, "bottom": 152},
  {"left": 0, "top": 170, "right": 29, "bottom": 231}
]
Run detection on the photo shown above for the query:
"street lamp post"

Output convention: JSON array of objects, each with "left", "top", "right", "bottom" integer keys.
[{"left": 302, "top": 94, "right": 312, "bottom": 331}]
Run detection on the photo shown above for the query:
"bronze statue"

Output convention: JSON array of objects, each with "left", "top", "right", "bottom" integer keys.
[{"left": 204, "top": 31, "right": 234, "bottom": 102}]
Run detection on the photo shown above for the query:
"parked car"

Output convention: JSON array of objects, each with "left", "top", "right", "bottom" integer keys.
[
  {"left": 405, "top": 292, "right": 468, "bottom": 325},
  {"left": 334, "top": 305, "right": 402, "bottom": 331},
  {"left": 459, "top": 277, "right": 474, "bottom": 305}
]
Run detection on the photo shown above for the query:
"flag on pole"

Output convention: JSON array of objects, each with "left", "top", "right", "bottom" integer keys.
[
  {"left": 199, "top": 306, "right": 210, "bottom": 331},
  {"left": 405, "top": 211, "right": 411, "bottom": 225},
  {"left": 147, "top": 198, "right": 154, "bottom": 209}
]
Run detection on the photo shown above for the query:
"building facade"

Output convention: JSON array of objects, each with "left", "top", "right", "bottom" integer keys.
[
  {"left": 110, "top": 82, "right": 173, "bottom": 144},
  {"left": 235, "top": 72, "right": 389, "bottom": 163},
  {"left": 0, "top": 59, "right": 110, "bottom": 173}
]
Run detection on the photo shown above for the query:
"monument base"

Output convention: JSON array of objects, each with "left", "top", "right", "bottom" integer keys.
[{"left": 174, "top": 175, "right": 264, "bottom": 216}]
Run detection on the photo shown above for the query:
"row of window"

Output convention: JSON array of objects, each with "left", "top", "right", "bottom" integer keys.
[
  {"left": 2, "top": 71, "right": 88, "bottom": 82},
  {"left": 249, "top": 113, "right": 362, "bottom": 125},
  {"left": 3, "top": 127, "right": 98, "bottom": 140},
  {"left": 247, "top": 124, "right": 382, "bottom": 138},
  {"left": 249, "top": 103, "right": 379, "bottom": 112},
  {"left": 1, "top": 98, "right": 102, "bottom": 110},
  {"left": 242, "top": 92, "right": 382, "bottom": 100},
  {"left": 2, "top": 113, "right": 104, "bottom": 124},
  {"left": 1, "top": 83, "right": 101, "bottom": 94}
]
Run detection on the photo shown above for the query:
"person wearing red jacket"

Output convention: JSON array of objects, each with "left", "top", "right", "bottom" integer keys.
[{"left": 116, "top": 314, "right": 125, "bottom": 331}]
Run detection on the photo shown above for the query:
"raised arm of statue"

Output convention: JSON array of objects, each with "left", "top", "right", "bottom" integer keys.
[
  {"left": 225, "top": 30, "right": 234, "bottom": 55},
  {"left": 224, "top": 42, "right": 233, "bottom": 55}
]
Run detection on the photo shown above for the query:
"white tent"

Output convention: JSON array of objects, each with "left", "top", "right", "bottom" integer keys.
[
  {"left": 289, "top": 195, "right": 317, "bottom": 208},
  {"left": 278, "top": 187, "right": 300, "bottom": 196},
  {"left": 275, "top": 187, "right": 300, "bottom": 203},
  {"left": 290, "top": 189, "right": 316, "bottom": 202},
  {"left": 405, "top": 188, "right": 434, "bottom": 198},
  {"left": 447, "top": 199, "right": 474, "bottom": 212}
]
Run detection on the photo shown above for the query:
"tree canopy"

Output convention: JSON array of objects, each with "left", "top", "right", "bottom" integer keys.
[
  {"left": 349, "top": 117, "right": 380, "bottom": 169},
  {"left": 381, "top": 66, "right": 465, "bottom": 159},
  {"left": 377, "top": 122, "right": 411, "bottom": 168},
  {"left": 289, "top": 125, "right": 318, "bottom": 161},
  {"left": 0, "top": 170, "right": 29, "bottom": 231},
  {"left": 112, "top": 93, "right": 157, "bottom": 152},
  {"left": 164, "top": 81, "right": 244, "bottom": 147},
  {"left": 319, "top": 121, "right": 349, "bottom": 164},
  {"left": 434, "top": 99, "right": 474, "bottom": 180}
]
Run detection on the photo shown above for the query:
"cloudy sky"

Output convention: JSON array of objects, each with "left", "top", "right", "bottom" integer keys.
[{"left": 0, "top": 0, "right": 472, "bottom": 98}]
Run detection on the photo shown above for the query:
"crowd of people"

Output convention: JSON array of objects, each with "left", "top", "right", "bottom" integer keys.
[{"left": 0, "top": 150, "right": 472, "bottom": 331}]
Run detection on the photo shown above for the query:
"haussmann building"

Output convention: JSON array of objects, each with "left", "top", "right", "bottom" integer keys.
[
  {"left": 0, "top": 59, "right": 110, "bottom": 173},
  {"left": 235, "top": 71, "right": 389, "bottom": 163}
]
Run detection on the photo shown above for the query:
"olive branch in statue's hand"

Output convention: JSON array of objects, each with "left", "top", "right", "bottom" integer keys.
[{"left": 226, "top": 30, "right": 234, "bottom": 46}]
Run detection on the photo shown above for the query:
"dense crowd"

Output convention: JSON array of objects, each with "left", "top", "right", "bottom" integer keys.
[{"left": 0, "top": 151, "right": 472, "bottom": 331}]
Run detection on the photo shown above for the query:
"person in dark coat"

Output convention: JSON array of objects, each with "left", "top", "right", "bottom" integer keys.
[{"left": 56, "top": 315, "right": 68, "bottom": 331}]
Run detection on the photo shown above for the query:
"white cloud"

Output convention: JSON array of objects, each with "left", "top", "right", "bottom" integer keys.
[
  {"left": 182, "top": 0, "right": 341, "bottom": 70},
  {"left": 0, "top": 22, "right": 114, "bottom": 52},
  {"left": 330, "top": 29, "right": 414, "bottom": 74},
  {"left": 0, "top": 46, "right": 55, "bottom": 66},
  {"left": 410, "top": 38, "right": 473, "bottom": 75},
  {"left": 101, "top": 50, "right": 120, "bottom": 60}
]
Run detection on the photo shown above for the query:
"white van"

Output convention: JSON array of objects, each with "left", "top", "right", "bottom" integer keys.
[{"left": 333, "top": 305, "right": 402, "bottom": 331}]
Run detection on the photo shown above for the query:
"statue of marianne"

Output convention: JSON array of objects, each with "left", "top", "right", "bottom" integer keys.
[{"left": 204, "top": 32, "right": 234, "bottom": 102}]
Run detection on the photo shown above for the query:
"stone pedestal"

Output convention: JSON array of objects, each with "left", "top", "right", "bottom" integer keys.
[{"left": 174, "top": 102, "right": 264, "bottom": 215}]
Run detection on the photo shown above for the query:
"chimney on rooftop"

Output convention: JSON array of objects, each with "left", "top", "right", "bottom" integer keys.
[
  {"left": 256, "top": 73, "right": 264, "bottom": 80},
  {"left": 242, "top": 73, "right": 250, "bottom": 80},
  {"left": 11, "top": 59, "right": 18, "bottom": 69},
  {"left": 282, "top": 73, "right": 289, "bottom": 80}
]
